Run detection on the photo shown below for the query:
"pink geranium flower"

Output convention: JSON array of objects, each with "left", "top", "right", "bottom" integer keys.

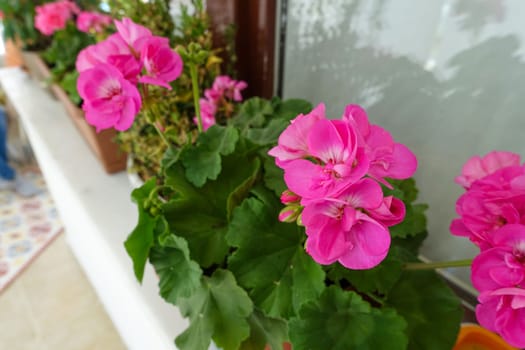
[
  {"left": 114, "top": 17, "right": 152, "bottom": 53},
  {"left": 34, "top": 0, "right": 79, "bottom": 35},
  {"left": 282, "top": 118, "right": 369, "bottom": 202},
  {"left": 301, "top": 179, "right": 391, "bottom": 269},
  {"left": 268, "top": 103, "right": 325, "bottom": 165},
  {"left": 211, "top": 76, "right": 248, "bottom": 102},
  {"left": 343, "top": 104, "right": 417, "bottom": 185},
  {"left": 192, "top": 75, "right": 247, "bottom": 130},
  {"left": 456, "top": 151, "right": 521, "bottom": 189},
  {"left": 194, "top": 98, "right": 217, "bottom": 131},
  {"left": 76, "top": 11, "right": 112, "bottom": 33},
  {"left": 471, "top": 224, "right": 525, "bottom": 291},
  {"left": 77, "top": 64, "right": 141, "bottom": 132},
  {"left": 450, "top": 191, "right": 522, "bottom": 249},
  {"left": 76, "top": 33, "right": 131, "bottom": 71},
  {"left": 476, "top": 288, "right": 525, "bottom": 348},
  {"left": 138, "top": 36, "right": 183, "bottom": 89}
]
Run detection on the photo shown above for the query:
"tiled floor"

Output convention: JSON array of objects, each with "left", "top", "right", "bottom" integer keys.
[{"left": 0, "top": 234, "right": 126, "bottom": 350}]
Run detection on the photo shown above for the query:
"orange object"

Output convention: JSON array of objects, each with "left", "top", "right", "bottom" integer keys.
[
  {"left": 453, "top": 324, "right": 518, "bottom": 350},
  {"left": 5, "top": 39, "right": 24, "bottom": 67}
]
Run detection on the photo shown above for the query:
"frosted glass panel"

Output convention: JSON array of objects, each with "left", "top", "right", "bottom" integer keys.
[{"left": 282, "top": 0, "right": 525, "bottom": 286}]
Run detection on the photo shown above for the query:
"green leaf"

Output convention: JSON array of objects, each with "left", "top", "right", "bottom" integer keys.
[
  {"left": 289, "top": 287, "right": 408, "bottom": 350},
  {"left": 181, "top": 125, "right": 239, "bottom": 187},
  {"left": 384, "top": 178, "right": 419, "bottom": 204},
  {"left": 240, "top": 308, "right": 288, "bottom": 350},
  {"left": 273, "top": 98, "right": 313, "bottom": 121},
  {"left": 227, "top": 157, "right": 261, "bottom": 220},
  {"left": 161, "top": 145, "right": 183, "bottom": 171},
  {"left": 386, "top": 270, "right": 463, "bottom": 350},
  {"left": 390, "top": 203, "right": 428, "bottom": 238},
  {"left": 163, "top": 148, "right": 260, "bottom": 267},
  {"left": 175, "top": 269, "right": 253, "bottom": 350},
  {"left": 245, "top": 118, "right": 289, "bottom": 145},
  {"left": 124, "top": 178, "right": 158, "bottom": 282},
  {"left": 327, "top": 245, "right": 404, "bottom": 295},
  {"left": 262, "top": 156, "right": 286, "bottom": 197},
  {"left": 227, "top": 194, "right": 325, "bottom": 318},
  {"left": 150, "top": 235, "right": 202, "bottom": 305},
  {"left": 231, "top": 97, "right": 274, "bottom": 131}
]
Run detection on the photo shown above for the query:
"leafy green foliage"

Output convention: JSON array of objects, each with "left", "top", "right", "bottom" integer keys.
[
  {"left": 227, "top": 194, "right": 325, "bottom": 318},
  {"left": 0, "top": 0, "right": 49, "bottom": 50},
  {"left": 124, "top": 179, "right": 159, "bottom": 282},
  {"left": 150, "top": 235, "right": 202, "bottom": 305},
  {"left": 272, "top": 98, "right": 313, "bottom": 121},
  {"left": 163, "top": 140, "right": 260, "bottom": 267},
  {"left": 181, "top": 125, "right": 239, "bottom": 187},
  {"left": 289, "top": 287, "right": 408, "bottom": 350},
  {"left": 59, "top": 70, "right": 81, "bottom": 105},
  {"left": 240, "top": 309, "right": 288, "bottom": 350},
  {"left": 176, "top": 269, "right": 253, "bottom": 350},
  {"left": 327, "top": 245, "right": 405, "bottom": 295},
  {"left": 42, "top": 23, "right": 95, "bottom": 82},
  {"left": 262, "top": 156, "right": 286, "bottom": 197},
  {"left": 386, "top": 270, "right": 463, "bottom": 350},
  {"left": 232, "top": 98, "right": 274, "bottom": 131}
]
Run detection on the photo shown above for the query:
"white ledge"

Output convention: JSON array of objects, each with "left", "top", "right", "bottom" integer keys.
[{"left": 0, "top": 67, "right": 187, "bottom": 350}]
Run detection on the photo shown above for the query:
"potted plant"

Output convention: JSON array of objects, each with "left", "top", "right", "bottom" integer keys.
[{"left": 75, "top": 6, "right": 524, "bottom": 350}]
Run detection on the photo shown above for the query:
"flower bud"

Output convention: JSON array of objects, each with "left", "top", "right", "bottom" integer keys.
[
  {"left": 279, "top": 206, "right": 301, "bottom": 223},
  {"left": 280, "top": 190, "right": 301, "bottom": 205}
]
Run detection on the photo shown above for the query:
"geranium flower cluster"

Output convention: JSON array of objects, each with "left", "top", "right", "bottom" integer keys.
[
  {"left": 269, "top": 104, "right": 417, "bottom": 270},
  {"left": 76, "top": 11, "right": 112, "bottom": 34},
  {"left": 34, "top": 0, "right": 111, "bottom": 36},
  {"left": 76, "top": 18, "right": 183, "bottom": 132},
  {"left": 451, "top": 151, "right": 525, "bottom": 348},
  {"left": 196, "top": 75, "right": 247, "bottom": 131}
]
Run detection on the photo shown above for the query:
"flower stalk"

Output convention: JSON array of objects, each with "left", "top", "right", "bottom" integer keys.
[
  {"left": 404, "top": 259, "right": 473, "bottom": 271},
  {"left": 189, "top": 63, "right": 203, "bottom": 133}
]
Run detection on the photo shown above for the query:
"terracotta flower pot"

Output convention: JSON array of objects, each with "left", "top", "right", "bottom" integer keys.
[{"left": 453, "top": 324, "right": 517, "bottom": 350}]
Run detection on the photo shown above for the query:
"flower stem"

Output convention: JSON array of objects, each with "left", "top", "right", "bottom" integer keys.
[
  {"left": 189, "top": 63, "right": 203, "bottom": 133},
  {"left": 153, "top": 122, "right": 170, "bottom": 147},
  {"left": 404, "top": 259, "right": 473, "bottom": 271}
]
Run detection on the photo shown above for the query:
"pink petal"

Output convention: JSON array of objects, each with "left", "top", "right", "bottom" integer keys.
[
  {"left": 338, "top": 214, "right": 390, "bottom": 269},
  {"left": 305, "top": 219, "right": 352, "bottom": 265},
  {"left": 282, "top": 159, "right": 323, "bottom": 200}
]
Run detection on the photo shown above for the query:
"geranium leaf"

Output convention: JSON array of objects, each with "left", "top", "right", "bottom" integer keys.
[
  {"left": 263, "top": 156, "right": 287, "bottom": 197},
  {"left": 227, "top": 157, "right": 261, "bottom": 220},
  {"left": 390, "top": 203, "right": 428, "bottom": 238},
  {"left": 245, "top": 118, "right": 289, "bottom": 146},
  {"left": 327, "top": 245, "right": 404, "bottom": 295},
  {"left": 124, "top": 178, "right": 158, "bottom": 282},
  {"left": 289, "top": 287, "right": 408, "bottom": 350},
  {"left": 181, "top": 125, "right": 239, "bottom": 187},
  {"left": 273, "top": 98, "right": 313, "bottom": 121},
  {"left": 386, "top": 270, "right": 463, "bottom": 350},
  {"left": 231, "top": 97, "right": 274, "bottom": 131},
  {"left": 175, "top": 269, "right": 253, "bottom": 350},
  {"left": 240, "top": 308, "right": 288, "bottom": 350},
  {"left": 164, "top": 149, "right": 260, "bottom": 267},
  {"left": 150, "top": 235, "right": 202, "bottom": 305},
  {"left": 227, "top": 194, "right": 325, "bottom": 318}
]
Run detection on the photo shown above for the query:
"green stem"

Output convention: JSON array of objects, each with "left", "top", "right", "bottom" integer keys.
[
  {"left": 153, "top": 122, "right": 170, "bottom": 147},
  {"left": 189, "top": 63, "right": 203, "bottom": 133},
  {"left": 141, "top": 84, "right": 170, "bottom": 147},
  {"left": 404, "top": 259, "right": 473, "bottom": 271}
]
